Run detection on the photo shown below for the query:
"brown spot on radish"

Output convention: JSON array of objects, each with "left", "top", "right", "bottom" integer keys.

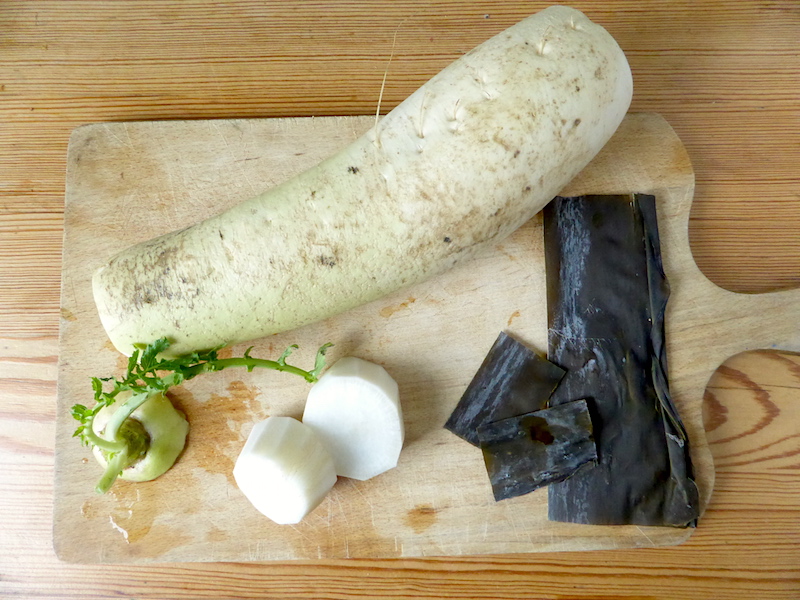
[
  {"left": 574, "top": 118, "right": 582, "bottom": 127},
  {"left": 492, "top": 133, "right": 514, "bottom": 152},
  {"left": 347, "top": 166, "right": 359, "bottom": 174},
  {"left": 318, "top": 255, "right": 337, "bottom": 267}
]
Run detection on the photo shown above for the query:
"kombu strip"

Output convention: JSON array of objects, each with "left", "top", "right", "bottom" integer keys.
[
  {"left": 445, "top": 332, "right": 565, "bottom": 447},
  {"left": 477, "top": 399, "right": 597, "bottom": 501},
  {"left": 544, "top": 194, "right": 700, "bottom": 528}
]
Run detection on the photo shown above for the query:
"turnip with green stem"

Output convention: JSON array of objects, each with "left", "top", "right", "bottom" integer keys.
[
  {"left": 72, "top": 337, "right": 332, "bottom": 493},
  {"left": 88, "top": 391, "right": 189, "bottom": 492}
]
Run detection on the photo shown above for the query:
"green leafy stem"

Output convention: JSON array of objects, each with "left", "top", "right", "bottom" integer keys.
[{"left": 72, "top": 338, "right": 332, "bottom": 493}]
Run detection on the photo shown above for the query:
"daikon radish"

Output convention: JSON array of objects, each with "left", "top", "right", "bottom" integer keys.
[
  {"left": 233, "top": 416, "right": 337, "bottom": 525},
  {"left": 303, "top": 357, "right": 402, "bottom": 480},
  {"left": 93, "top": 5, "right": 633, "bottom": 357}
]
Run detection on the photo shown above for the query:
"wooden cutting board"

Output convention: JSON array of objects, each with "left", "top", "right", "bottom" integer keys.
[{"left": 54, "top": 113, "right": 800, "bottom": 563}]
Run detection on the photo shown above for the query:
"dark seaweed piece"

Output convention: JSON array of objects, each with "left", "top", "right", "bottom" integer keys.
[
  {"left": 544, "top": 193, "right": 700, "bottom": 528},
  {"left": 477, "top": 399, "right": 597, "bottom": 501},
  {"left": 445, "top": 332, "right": 565, "bottom": 446}
]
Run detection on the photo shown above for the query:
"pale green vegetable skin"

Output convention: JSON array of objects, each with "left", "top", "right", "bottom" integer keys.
[
  {"left": 92, "top": 392, "right": 189, "bottom": 483},
  {"left": 93, "top": 6, "right": 633, "bottom": 358}
]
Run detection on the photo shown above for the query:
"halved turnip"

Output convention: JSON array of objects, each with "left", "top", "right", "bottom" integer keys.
[
  {"left": 302, "top": 357, "right": 403, "bottom": 481},
  {"left": 233, "top": 416, "right": 337, "bottom": 525}
]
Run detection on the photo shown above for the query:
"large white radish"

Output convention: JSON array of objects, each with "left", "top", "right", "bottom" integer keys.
[
  {"left": 302, "top": 357, "right": 403, "bottom": 480},
  {"left": 93, "top": 6, "right": 633, "bottom": 357},
  {"left": 233, "top": 416, "right": 337, "bottom": 525}
]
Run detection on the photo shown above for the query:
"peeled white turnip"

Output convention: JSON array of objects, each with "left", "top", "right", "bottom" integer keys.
[
  {"left": 233, "top": 416, "right": 337, "bottom": 525},
  {"left": 303, "top": 357, "right": 403, "bottom": 481}
]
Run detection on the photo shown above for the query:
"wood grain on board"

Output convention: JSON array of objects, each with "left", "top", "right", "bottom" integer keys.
[
  {"left": 1, "top": 1, "right": 799, "bottom": 598},
  {"left": 52, "top": 112, "right": 799, "bottom": 563}
]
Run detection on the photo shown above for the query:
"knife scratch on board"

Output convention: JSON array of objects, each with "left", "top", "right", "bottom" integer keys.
[
  {"left": 103, "top": 122, "right": 133, "bottom": 149},
  {"left": 635, "top": 525, "right": 656, "bottom": 547}
]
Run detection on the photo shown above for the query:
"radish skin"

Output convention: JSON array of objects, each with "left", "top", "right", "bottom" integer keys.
[
  {"left": 233, "top": 416, "right": 337, "bottom": 525},
  {"left": 303, "top": 357, "right": 403, "bottom": 481},
  {"left": 93, "top": 6, "right": 633, "bottom": 357},
  {"left": 91, "top": 391, "right": 189, "bottom": 483}
]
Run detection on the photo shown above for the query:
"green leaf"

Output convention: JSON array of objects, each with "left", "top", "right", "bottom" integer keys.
[
  {"left": 140, "top": 337, "right": 171, "bottom": 371},
  {"left": 311, "top": 343, "right": 334, "bottom": 380},
  {"left": 277, "top": 344, "right": 299, "bottom": 366},
  {"left": 71, "top": 404, "right": 89, "bottom": 421},
  {"left": 90, "top": 378, "right": 104, "bottom": 401},
  {"left": 126, "top": 351, "right": 139, "bottom": 378}
]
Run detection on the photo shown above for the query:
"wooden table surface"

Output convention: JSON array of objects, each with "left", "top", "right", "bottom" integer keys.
[{"left": 1, "top": 1, "right": 798, "bottom": 598}]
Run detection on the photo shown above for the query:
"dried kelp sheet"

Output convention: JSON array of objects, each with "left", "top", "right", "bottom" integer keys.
[
  {"left": 445, "top": 332, "right": 565, "bottom": 447},
  {"left": 544, "top": 194, "right": 700, "bottom": 527},
  {"left": 477, "top": 399, "right": 597, "bottom": 501}
]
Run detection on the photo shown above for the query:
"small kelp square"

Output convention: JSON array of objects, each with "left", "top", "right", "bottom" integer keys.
[
  {"left": 477, "top": 399, "right": 597, "bottom": 501},
  {"left": 445, "top": 332, "right": 565, "bottom": 447}
]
